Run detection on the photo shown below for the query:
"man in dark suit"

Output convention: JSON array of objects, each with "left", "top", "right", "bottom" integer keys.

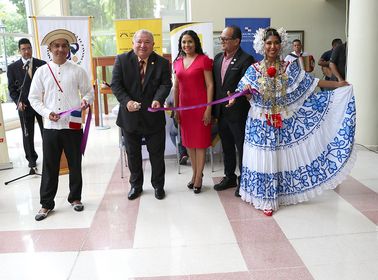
[
  {"left": 7, "top": 38, "right": 46, "bottom": 168},
  {"left": 212, "top": 26, "right": 255, "bottom": 196},
  {"left": 111, "top": 29, "right": 172, "bottom": 200}
]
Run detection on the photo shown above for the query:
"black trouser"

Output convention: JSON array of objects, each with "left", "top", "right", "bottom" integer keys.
[
  {"left": 123, "top": 128, "right": 165, "bottom": 190},
  {"left": 40, "top": 129, "right": 83, "bottom": 210},
  {"left": 19, "top": 109, "right": 43, "bottom": 165},
  {"left": 218, "top": 117, "right": 246, "bottom": 179}
]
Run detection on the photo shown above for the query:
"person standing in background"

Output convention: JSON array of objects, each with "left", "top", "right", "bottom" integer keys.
[
  {"left": 329, "top": 42, "right": 347, "bottom": 82},
  {"left": 7, "top": 38, "right": 46, "bottom": 168},
  {"left": 318, "top": 38, "right": 342, "bottom": 81}
]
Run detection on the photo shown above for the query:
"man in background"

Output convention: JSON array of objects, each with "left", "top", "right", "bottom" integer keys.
[
  {"left": 318, "top": 38, "right": 342, "bottom": 81},
  {"left": 7, "top": 38, "right": 46, "bottom": 168},
  {"left": 330, "top": 42, "right": 347, "bottom": 82}
]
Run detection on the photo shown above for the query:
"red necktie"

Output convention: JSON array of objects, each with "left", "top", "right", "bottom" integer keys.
[{"left": 139, "top": 60, "right": 145, "bottom": 85}]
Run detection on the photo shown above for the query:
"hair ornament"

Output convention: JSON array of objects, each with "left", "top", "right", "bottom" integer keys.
[{"left": 253, "top": 27, "right": 291, "bottom": 58}]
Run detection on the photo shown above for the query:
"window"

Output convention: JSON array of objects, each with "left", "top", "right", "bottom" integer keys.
[
  {"left": 68, "top": 0, "right": 187, "bottom": 56},
  {"left": 0, "top": 0, "right": 31, "bottom": 102}
]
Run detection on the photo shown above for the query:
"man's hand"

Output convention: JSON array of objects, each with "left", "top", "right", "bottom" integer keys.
[
  {"left": 225, "top": 91, "right": 236, "bottom": 108},
  {"left": 127, "top": 100, "right": 142, "bottom": 112},
  {"left": 337, "top": 80, "right": 349, "bottom": 87},
  {"left": 151, "top": 100, "right": 161, "bottom": 109},
  {"left": 81, "top": 99, "right": 89, "bottom": 109},
  {"left": 49, "top": 112, "right": 60, "bottom": 122},
  {"left": 17, "top": 102, "right": 26, "bottom": 111}
]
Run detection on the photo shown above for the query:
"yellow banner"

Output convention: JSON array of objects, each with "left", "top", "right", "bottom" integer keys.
[{"left": 115, "top": 19, "right": 163, "bottom": 55}]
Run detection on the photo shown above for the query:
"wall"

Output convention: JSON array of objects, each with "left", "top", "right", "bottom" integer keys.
[{"left": 190, "top": 0, "right": 347, "bottom": 78}]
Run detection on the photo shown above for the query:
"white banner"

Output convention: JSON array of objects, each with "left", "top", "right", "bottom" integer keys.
[
  {"left": 33, "top": 16, "right": 93, "bottom": 79},
  {"left": 0, "top": 103, "right": 12, "bottom": 170},
  {"left": 170, "top": 22, "right": 214, "bottom": 61}
]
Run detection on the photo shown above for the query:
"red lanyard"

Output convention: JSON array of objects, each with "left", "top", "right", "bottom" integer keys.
[{"left": 47, "top": 63, "right": 63, "bottom": 93}]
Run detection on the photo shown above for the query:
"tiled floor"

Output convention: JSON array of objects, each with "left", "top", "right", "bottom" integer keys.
[{"left": 0, "top": 114, "right": 377, "bottom": 280}]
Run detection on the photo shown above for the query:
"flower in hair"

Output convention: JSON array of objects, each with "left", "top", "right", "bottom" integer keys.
[{"left": 253, "top": 27, "right": 291, "bottom": 59}]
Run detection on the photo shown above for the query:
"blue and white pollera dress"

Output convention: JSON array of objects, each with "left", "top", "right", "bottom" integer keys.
[{"left": 237, "top": 61, "right": 356, "bottom": 211}]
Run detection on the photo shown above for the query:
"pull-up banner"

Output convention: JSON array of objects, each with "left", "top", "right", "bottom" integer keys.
[
  {"left": 225, "top": 18, "right": 270, "bottom": 61},
  {"left": 115, "top": 18, "right": 163, "bottom": 55}
]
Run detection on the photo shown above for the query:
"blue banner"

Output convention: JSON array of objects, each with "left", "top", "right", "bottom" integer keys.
[{"left": 225, "top": 18, "right": 270, "bottom": 61}]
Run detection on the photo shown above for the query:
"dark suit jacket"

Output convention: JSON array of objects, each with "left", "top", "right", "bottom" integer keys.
[
  {"left": 111, "top": 51, "right": 172, "bottom": 134},
  {"left": 7, "top": 58, "right": 46, "bottom": 110},
  {"left": 212, "top": 48, "right": 255, "bottom": 122}
]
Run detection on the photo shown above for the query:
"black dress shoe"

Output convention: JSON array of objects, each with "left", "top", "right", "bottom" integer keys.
[
  {"left": 214, "top": 176, "right": 237, "bottom": 191},
  {"left": 128, "top": 187, "right": 143, "bottom": 200},
  {"left": 155, "top": 188, "right": 165, "bottom": 200}
]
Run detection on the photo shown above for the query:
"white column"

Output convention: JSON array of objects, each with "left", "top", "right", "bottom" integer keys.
[{"left": 348, "top": 0, "right": 378, "bottom": 148}]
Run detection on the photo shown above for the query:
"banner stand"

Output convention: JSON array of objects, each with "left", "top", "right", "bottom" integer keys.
[
  {"left": 95, "top": 80, "right": 110, "bottom": 130},
  {"left": 0, "top": 103, "right": 13, "bottom": 170}
]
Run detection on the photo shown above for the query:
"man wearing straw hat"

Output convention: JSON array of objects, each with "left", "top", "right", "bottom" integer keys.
[{"left": 29, "top": 29, "right": 93, "bottom": 221}]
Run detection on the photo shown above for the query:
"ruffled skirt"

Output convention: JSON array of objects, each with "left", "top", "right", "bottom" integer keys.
[{"left": 240, "top": 86, "right": 356, "bottom": 211}]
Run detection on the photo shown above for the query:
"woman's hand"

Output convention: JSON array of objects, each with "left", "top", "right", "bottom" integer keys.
[
  {"left": 244, "top": 84, "right": 253, "bottom": 101},
  {"left": 203, "top": 107, "right": 211, "bottom": 126},
  {"left": 174, "top": 110, "right": 180, "bottom": 124}
]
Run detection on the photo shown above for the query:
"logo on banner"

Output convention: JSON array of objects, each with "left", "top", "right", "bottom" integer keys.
[
  {"left": 243, "top": 26, "right": 254, "bottom": 43},
  {"left": 45, "top": 34, "right": 86, "bottom": 65}
]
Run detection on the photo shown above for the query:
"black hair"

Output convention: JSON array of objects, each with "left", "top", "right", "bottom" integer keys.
[
  {"left": 264, "top": 28, "right": 282, "bottom": 43},
  {"left": 18, "top": 38, "right": 31, "bottom": 49},
  {"left": 332, "top": 38, "right": 342, "bottom": 47},
  {"left": 174, "top": 30, "right": 204, "bottom": 61},
  {"left": 292, "top": 39, "right": 301, "bottom": 44}
]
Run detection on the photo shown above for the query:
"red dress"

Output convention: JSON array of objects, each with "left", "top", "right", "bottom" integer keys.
[{"left": 173, "top": 54, "right": 213, "bottom": 148}]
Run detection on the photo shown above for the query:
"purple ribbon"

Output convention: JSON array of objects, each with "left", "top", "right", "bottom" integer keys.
[
  {"left": 148, "top": 88, "right": 258, "bottom": 112},
  {"left": 58, "top": 107, "right": 91, "bottom": 155},
  {"left": 80, "top": 107, "right": 91, "bottom": 155}
]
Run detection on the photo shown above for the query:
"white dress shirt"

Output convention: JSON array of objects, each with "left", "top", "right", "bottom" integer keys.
[{"left": 29, "top": 60, "right": 93, "bottom": 130}]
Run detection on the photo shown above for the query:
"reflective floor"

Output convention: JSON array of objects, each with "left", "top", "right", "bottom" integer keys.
[{"left": 0, "top": 115, "right": 377, "bottom": 280}]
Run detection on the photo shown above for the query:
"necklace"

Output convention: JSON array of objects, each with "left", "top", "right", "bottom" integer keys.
[
  {"left": 256, "top": 58, "right": 289, "bottom": 128},
  {"left": 257, "top": 59, "right": 288, "bottom": 115}
]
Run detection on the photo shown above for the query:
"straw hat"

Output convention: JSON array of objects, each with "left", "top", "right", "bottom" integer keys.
[{"left": 41, "top": 29, "right": 77, "bottom": 46}]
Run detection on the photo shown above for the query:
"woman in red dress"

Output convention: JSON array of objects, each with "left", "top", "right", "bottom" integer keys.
[{"left": 173, "top": 30, "right": 214, "bottom": 194}]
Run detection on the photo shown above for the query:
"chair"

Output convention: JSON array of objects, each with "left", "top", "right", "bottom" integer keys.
[
  {"left": 209, "top": 134, "right": 222, "bottom": 172},
  {"left": 175, "top": 124, "right": 182, "bottom": 174},
  {"left": 119, "top": 127, "right": 149, "bottom": 178}
]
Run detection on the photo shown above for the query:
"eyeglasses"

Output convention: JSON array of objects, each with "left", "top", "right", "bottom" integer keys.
[{"left": 218, "top": 36, "right": 234, "bottom": 42}]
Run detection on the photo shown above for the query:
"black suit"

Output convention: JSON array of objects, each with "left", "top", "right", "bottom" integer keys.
[
  {"left": 111, "top": 51, "right": 172, "bottom": 189},
  {"left": 7, "top": 58, "right": 46, "bottom": 166},
  {"left": 213, "top": 48, "right": 254, "bottom": 179}
]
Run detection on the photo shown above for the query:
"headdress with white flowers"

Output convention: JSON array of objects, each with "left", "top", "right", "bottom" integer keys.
[{"left": 253, "top": 27, "right": 291, "bottom": 59}]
